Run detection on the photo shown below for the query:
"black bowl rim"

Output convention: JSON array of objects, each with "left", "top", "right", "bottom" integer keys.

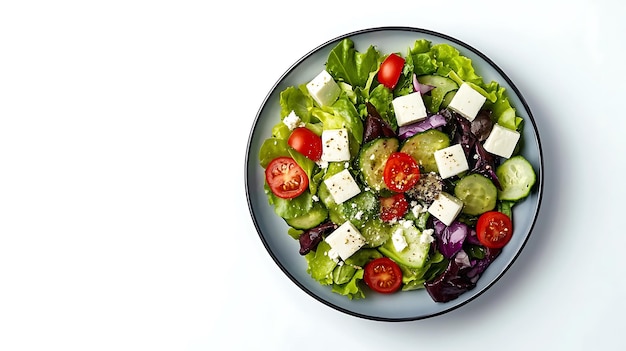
[{"left": 244, "top": 26, "right": 544, "bottom": 322}]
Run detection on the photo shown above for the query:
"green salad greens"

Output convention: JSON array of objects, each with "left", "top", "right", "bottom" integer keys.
[{"left": 258, "top": 37, "right": 536, "bottom": 302}]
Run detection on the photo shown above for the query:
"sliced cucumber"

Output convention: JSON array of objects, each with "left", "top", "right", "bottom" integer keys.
[
  {"left": 417, "top": 75, "right": 459, "bottom": 113},
  {"left": 496, "top": 155, "right": 537, "bottom": 201},
  {"left": 359, "top": 218, "right": 393, "bottom": 248},
  {"left": 379, "top": 223, "right": 432, "bottom": 269},
  {"left": 285, "top": 201, "right": 328, "bottom": 230},
  {"left": 327, "top": 191, "right": 379, "bottom": 228},
  {"left": 400, "top": 129, "right": 450, "bottom": 173},
  {"left": 357, "top": 137, "right": 399, "bottom": 192},
  {"left": 454, "top": 173, "right": 497, "bottom": 215},
  {"left": 441, "top": 90, "right": 455, "bottom": 109}
]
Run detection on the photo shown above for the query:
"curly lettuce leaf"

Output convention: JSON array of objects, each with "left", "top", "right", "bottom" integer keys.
[
  {"left": 305, "top": 240, "right": 337, "bottom": 285},
  {"left": 331, "top": 269, "right": 365, "bottom": 299},
  {"left": 305, "top": 241, "right": 382, "bottom": 299},
  {"left": 367, "top": 84, "right": 396, "bottom": 131},
  {"left": 279, "top": 85, "right": 313, "bottom": 122},
  {"left": 407, "top": 39, "right": 438, "bottom": 76},
  {"left": 326, "top": 38, "right": 382, "bottom": 88},
  {"left": 431, "top": 44, "right": 483, "bottom": 86},
  {"left": 420, "top": 42, "right": 523, "bottom": 130},
  {"left": 331, "top": 248, "right": 382, "bottom": 299}
]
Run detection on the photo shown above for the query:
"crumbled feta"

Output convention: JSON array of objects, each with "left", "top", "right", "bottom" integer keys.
[
  {"left": 411, "top": 203, "right": 425, "bottom": 217},
  {"left": 283, "top": 110, "right": 303, "bottom": 130},
  {"left": 391, "top": 227, "right": 408, "bottom": 252},
  {"left": 401, "top": 219, "right": 414, "bottom": 228},
  {"left": 316, "top": 160, "right": 329, "bottom": 169},
  {"left": 421, "top": 229, "right": 435, "bottom": 245}
]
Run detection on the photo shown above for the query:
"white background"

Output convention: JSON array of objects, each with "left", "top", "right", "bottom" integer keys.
[{"left": 1, "top": 1, "right": 625, "bottom": 350}]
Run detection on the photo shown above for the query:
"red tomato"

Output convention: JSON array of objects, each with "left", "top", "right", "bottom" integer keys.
[
  {"left": 265, "top": 157, "right": 309, "bottom": 199},
  {"left": 476, "top": 211, "right": 513, "bottom": 249},
  {"left": 378, "top": 53, "right": 405, "bottom": 89},
  {"left": 288, "top": 127, "right": 322, "bottom": 161},
  {"left": 364, "top": 257, "right": 403, "bottom": 294},
  {"left": 380, "top": 193, "right": 409, "bottom": 222},
  {"left": 383, "top": 152, "right": 420, "bottom": 192}
]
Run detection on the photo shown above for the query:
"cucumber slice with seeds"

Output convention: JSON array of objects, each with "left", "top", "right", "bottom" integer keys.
[
  {"left": 400, "top": 129, "right": 450, "bottom": 173},
  {"left": 417, "top": 75, "right": 459, "bottom": 113},
  {"left": 357, "top": 137, "right": 399, "bottom": 192},
  {"left": 285, "top": 202, "right": 328, "bottom": 230},
  {"left": 454, "top": 173, "right": 498, "bottom": 216},
  {"left": 496, "top": 155, "right": 537, "bottom": 201}
]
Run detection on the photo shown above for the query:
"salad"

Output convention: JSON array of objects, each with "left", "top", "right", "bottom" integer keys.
[{"left": 258, "top": 37, "right": 536, "bottom": 303}]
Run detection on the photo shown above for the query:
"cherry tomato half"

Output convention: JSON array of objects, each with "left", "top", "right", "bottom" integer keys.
[
  {"left": 288, "top": 127, "right": 322, "bottom": 161},
  {"left": 380, "top": 193, "right": 409, "bottom": 222},
  {"left": 364, "top": 257, "right": 403, "bottom": 294},
  {"left": 476, "top": 211, "right": 513, "bottom": 249},
  {"left": 265, "top": 157, "right": 309, "bottom": 199},
  {"left": 378, "top": 53, "right": 405, "bottom": 89},
  {"left": 383, "top": 152, "right": 420, "bottom": 192}
]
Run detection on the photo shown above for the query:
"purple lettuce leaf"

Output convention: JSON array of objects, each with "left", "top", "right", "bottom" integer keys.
[
  {"left": 397, "top": 113, "right": 447, "bottom": 140},
  {"left": 425, "top": 218, "right": 502, "bottom": 302},
  {"left": 298, "top": 222, "right": 337, "bottom": 255},
  {"left": 363, "top": 102, "right": 396, "bottom": 143},
  {"left": 432, "top": 219, "right": 469, "bottom": 259}
]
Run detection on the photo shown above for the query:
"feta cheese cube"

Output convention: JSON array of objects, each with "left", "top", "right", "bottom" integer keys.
[
  {"left": 321, "top": 128, "right": 350, "bottom": 162},
  {"left": 306, "top": 70, "right": 341, "bottom": 107},
  {"left": 483, "top": 123, "right": 521, "bottom": 158},
  {"left": 323, "top": 169, "right": 361, "bottom": 204},
  {"left": 434, "top": 144, "right": 469, "bottom": 179},
  {"left": 325, "top": 221, "right": 366, "bottom": 261},
  {"left": 447, "top": 83, "right": 486, "bottom": 121},
  {"left": 427, "top": 192, "right": 464, "bottom": 226},
  {"left": 392, "top": 92, "right": 428, "bottom": 126}
]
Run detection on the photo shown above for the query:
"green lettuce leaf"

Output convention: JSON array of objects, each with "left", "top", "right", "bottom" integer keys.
[
  {"left": 326, "top": 38, "right": 381, "bottom": 88},
  {"left": 331, "top": 269, "right": 365, "bottom": 299},
  {"left": 279, "top": 85, "right": 313, "bottom": 122},
  {"left": 265, "top": 184, "right": 314, "bottom": 220},
  {"left": 367, "top": 84, "right": 396, "bottom": 130},
  {"left": 258, "top": 137, "right": 290, "bottom": 168},
  {"left": 431, "top": 44, "right": 483, "bottom": 85},
  {"left": 331, "top": 248, "right": 382, "bottom": 299},
  {"left": 305, "top": 240, "right": 337, "bottom": 285},
  {"left": 406, "top": 39, "right": 437, "bottom": 76}
]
